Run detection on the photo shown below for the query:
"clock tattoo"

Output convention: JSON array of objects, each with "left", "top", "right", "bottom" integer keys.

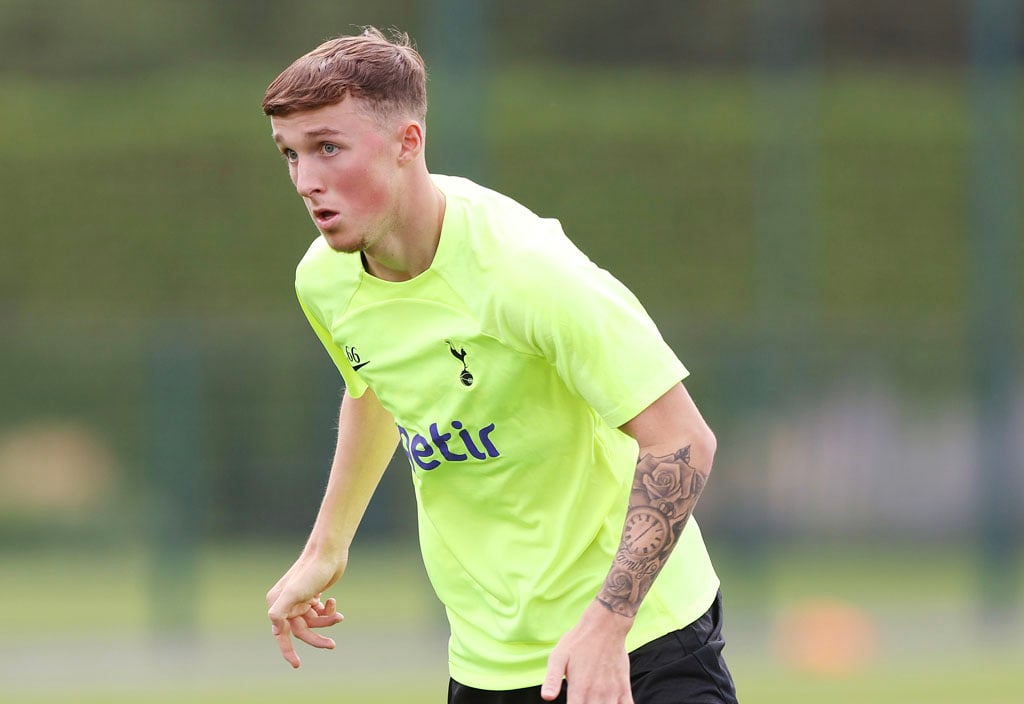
[
  {"left": 596, "top": 444, "right": 710, "bottom": 618},
  {"left": 623, "top": 507, "right": 670, "bottom": 556}
]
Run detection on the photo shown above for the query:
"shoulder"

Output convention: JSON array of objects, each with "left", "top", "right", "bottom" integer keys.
[
  {"left": 438, "top": 177, "right": 634, "bottom": 317},
  {"left": 433, "top": 174, "right": 533, "bottom": 223},
  {"left": 433, "top": 175, "right": 588, "bottom": 283}
]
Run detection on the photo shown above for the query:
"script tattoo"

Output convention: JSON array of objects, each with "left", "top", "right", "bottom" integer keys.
[{"left": 596, "top": 445, "right": 709, "bottom": 618}]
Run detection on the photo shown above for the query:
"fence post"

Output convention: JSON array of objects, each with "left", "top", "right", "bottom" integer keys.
[
  {"left": 422, "top": 0, "right": 492, "bottom": 183},
  {"left": 147, "top": 327, "right": 203, "bottom": 636},
  {"left": 967, "top": 0, "right": 1021, "bottom": 623},
  {"left": 748, "top": 0, "right": 821, "bottom": 560}
]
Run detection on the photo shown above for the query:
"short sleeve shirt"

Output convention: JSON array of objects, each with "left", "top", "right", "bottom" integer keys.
[{"left": 295, "top": 175, "right": 720, "bottom": 690}]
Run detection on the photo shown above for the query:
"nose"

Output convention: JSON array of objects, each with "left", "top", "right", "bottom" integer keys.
[{"left": 293, "top": 160, "right": 324, "bottom": 198}]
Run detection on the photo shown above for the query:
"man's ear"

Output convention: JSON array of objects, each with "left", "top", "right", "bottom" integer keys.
[{"left": 396, "top": 121, "right": 425, "bottom": 164}]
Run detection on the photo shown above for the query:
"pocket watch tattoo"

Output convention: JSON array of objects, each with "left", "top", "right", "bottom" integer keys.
[
  {"left": 623, "top": 506, "right": 671, "bottom": 556},
  {"left": 597, "top": 445, "right": 710, "bottom": 618}
]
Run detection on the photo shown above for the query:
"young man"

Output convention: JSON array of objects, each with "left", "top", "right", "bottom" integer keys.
[{"left": 262, "top": 27, "right": 738, "bottom": 704}]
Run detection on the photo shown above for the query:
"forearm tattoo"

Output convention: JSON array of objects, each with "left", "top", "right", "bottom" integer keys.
[{"left": 596, "top": 445, "right": 709, "bottom": 618}]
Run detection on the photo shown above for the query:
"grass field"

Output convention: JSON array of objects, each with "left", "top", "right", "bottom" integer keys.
[
  {"left": 13, "top": 665, "right": 1024, "bottom": 704},
  {"left": 2, "top": 541, "right": 1021, "bottom": 703}
]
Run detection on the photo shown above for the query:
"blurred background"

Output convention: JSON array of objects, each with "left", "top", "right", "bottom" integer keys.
[{"left": 1, "top": 1, "right": 1022, "bottom": 702}]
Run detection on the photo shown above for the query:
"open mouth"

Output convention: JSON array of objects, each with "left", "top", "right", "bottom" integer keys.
[{"left": 313, "top": 208, "right": 339, "bottom": 226}]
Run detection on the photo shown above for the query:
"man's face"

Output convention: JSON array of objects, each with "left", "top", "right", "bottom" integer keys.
[{"left": 270, "top": 99, "right": 402, "bottom": 252}]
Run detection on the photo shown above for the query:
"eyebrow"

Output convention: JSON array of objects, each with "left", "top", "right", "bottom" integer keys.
[{"left": 272, "top": 127, "right": 345, "bottom": 144}]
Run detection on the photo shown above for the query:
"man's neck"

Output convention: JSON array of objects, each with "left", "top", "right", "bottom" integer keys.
[{"left": 362, "top": 172, "right": 445, "bottom": 282}]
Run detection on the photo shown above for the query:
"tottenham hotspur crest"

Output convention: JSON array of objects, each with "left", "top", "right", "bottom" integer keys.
[{"left": 445, "top": 340, "right": 474, "bottom": 387}]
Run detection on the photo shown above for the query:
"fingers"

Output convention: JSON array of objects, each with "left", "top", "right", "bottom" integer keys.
[
  {"left": 541, "top": 648, "right": 568, "bottom": 701},
  {"left": 304, "top": 611, "right": 345, "bottom": 628},
  {"left": 269, "top": 597, "right": 346, "bottom": 668},
  {"left": 270, "top": 615, "right": 301, "bottom": 669},
  {"left": 308, "top": 597, "right": 344, "bottom": 624},
  {"left": 290, "top": 615, "right": 336, "bottom": 650},
  {"left": 268, "top": 593, "right": 313, "bottom": 668}
]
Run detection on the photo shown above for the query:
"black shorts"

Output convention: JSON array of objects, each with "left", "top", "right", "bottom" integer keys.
[{"left": 448, "top": 590, "right": 738, "bottom": 704}]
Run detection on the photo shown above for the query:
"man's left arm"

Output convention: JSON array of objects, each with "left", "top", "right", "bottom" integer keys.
[{"left": 541, "top": 382, "right": 716, "bottom": 703}]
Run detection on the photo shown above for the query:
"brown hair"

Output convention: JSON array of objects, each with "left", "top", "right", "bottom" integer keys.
[{"left": 262, "top": 27, "right": 427, "bottom": 123}]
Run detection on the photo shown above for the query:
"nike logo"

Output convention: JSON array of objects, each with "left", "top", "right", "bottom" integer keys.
[{"left": 352, "top": 360, "right": 371, "bottom": 372}]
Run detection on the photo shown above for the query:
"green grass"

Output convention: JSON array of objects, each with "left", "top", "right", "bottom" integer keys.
[
  {"left": 15, "top": 664, "right": 1024, "bottom": 704},
  {"left": 0, "top": 541, "right": 439, "bottom": 635},
  {"left": 737, "top": 659, "right": 1024, "bottom": 704},
  {"left": 4, "top": 540, "right": 1014, "bottom": 634},
  {"left": 11, "top": 684, "right": 446, "bottom": 704},
  {"left": 3, "top": 542, "right": 1022, "bottom": 703},
  {"left": 716, "top": 542, "right": 991, "bottom": 609},
  {"left": 8, "top": 650, "right": 1024, "bottom": 704}
]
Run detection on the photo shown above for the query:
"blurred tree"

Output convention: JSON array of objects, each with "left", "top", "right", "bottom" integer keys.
[
  {"left": 823, "top": 0, "right": 969, "bottom": 63},
  {"left": 2, "top": 0, "right": 1012, "bottom": 80}
]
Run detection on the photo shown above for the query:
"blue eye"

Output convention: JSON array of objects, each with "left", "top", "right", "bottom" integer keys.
[
  {"left": 284, "top": 148, "right": 298, "bottom": 162},
  {"left": 323, "top": 143, "right": 338, "bottom": 155}
]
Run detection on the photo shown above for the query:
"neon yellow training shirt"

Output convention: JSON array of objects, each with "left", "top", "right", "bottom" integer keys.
[{"left": 295, "top": 175, "right": 720, "bottom": 690}]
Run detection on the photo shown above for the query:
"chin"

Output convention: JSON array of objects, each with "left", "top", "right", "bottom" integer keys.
[
  {"left": 322, "top": 232, "right": 364, "bottom": 253},
  {"left": 323, "top": 237, "right": 359, "bottom": 253}
]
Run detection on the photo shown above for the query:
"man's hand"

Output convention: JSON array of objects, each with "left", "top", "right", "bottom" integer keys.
[
  {"left": 541, "top": 600, "right": 634, "bottom": 704},
  {"left": 266, "top": 556, "right": 347, "bottom": 668}
]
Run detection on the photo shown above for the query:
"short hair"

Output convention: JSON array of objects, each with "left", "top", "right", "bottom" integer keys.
[{"left": 262, "top": 27, "right": 427, "bottom": 123}]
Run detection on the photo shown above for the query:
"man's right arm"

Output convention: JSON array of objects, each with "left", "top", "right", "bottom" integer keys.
[{"left": 266, "top": 386, "right": 399, "bottom": 668}]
